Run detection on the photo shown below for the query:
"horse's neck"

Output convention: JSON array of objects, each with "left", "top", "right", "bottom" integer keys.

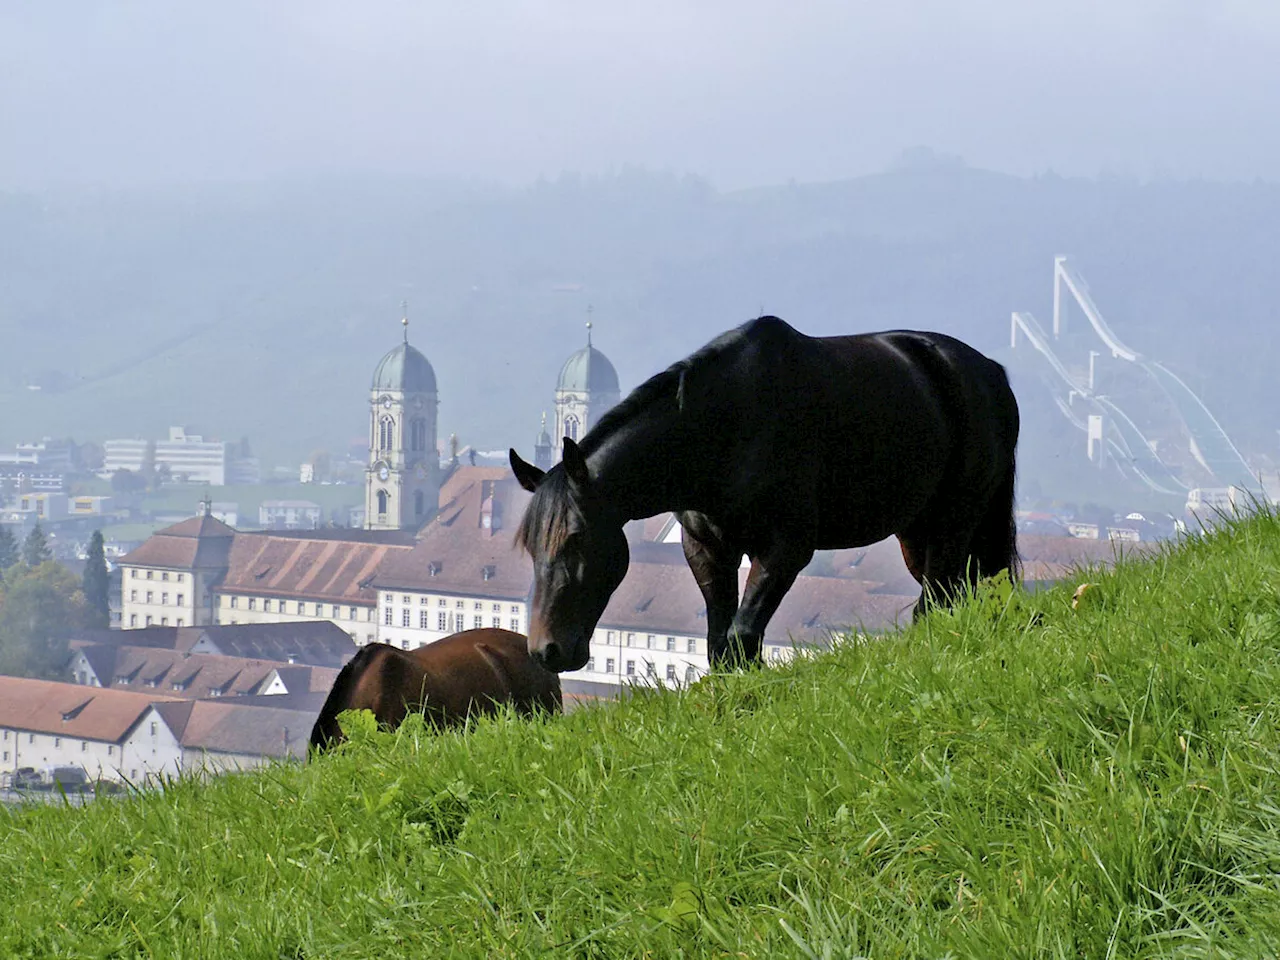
[{"left": 587, "top": 412, "right": 703, "bottom": 522}]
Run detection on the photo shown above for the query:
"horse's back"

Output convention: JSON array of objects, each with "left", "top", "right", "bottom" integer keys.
[{"left": 413, "top": 629, "right": 562, "bottom": 716}]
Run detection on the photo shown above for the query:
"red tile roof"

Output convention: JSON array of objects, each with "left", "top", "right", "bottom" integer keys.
[
  {"left": 220, "top": 532, "right": 412, "bottom": 604},
  {"left": 373, "top": 534, "right": 533, "bottom": 600},
  {"left": 119, "top": 513, "right": 236, "bottom": 570},
  {"left": 419, "top": 467, "right": 531, "bottom": 543},
  {"left": 0, "top": 676, "right": 181, "bottom": 742},
  {"left": 154, "top": 700, "right": 314, "bottom": 759}
]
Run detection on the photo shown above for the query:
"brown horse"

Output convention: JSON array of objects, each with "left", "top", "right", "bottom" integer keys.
[
  {"left": 510, "top": 315, "right": 1020, "bottom": 672},
  {"left": 309, "top": 629, "right": 562, "bottom": 752}
]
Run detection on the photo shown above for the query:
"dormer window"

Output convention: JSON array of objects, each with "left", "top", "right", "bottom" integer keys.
[
  {"left": 428, "top": 561, "right": 442, "bottom": 577},
  {"left": 481, "top": 565, "right": 496, "bottom": 582}
]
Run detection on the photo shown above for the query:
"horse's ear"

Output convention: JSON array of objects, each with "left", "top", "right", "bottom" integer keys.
[
  {"left": 509, "top": 448, "right": 545, "bottom": 493},
  {"left": 561, "top": 438, "right": 590, "bottom": 488}
]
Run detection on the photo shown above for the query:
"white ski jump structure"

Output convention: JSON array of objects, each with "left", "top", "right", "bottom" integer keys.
[{"left": 1011, "top": 257, "right": 1256, "bottom": 496}]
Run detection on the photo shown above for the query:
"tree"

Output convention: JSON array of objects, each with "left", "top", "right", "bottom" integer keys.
[
  {"left": 309, "top": 449, "right": 332, "bottom": 483},
  {"left": 82, "top": 530, "right": 110, "bottom": 629},
  {"left": 0, "top": 526, "right": 18, "bottom": 573},
  {"left": 22, "top": 523, "right": 52, "bottom": 567},
  {"left": 0, "top": 560, "right": 85, "bottom": 679},
  {"left": 111, "top": 468, "right": 148, "bottom": 495}
]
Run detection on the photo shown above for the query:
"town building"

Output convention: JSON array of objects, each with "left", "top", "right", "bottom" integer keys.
[
  {"left": 258, "top": 500, "right": 323, "bottom": 530},
  {"left": 72, "top": 621, "right": 358, "bottom": 669},
  {"left": 118, "top": 508, "right": 235, "bottom": 628},
  {"left": 101, "top": 427, "right": 258, "bottom": 486}
]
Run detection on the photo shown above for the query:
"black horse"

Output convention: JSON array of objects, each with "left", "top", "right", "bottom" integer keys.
[{"left": 510, "top": 316, "right": 1020, "bottom": 672}]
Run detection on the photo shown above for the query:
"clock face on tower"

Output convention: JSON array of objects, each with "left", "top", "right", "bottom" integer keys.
[
  {"left": 378, "top": 465, "right": 389, "bottom": 481},
  {"left": 382, "top": 396, "right": 393, "bottom": 409}
]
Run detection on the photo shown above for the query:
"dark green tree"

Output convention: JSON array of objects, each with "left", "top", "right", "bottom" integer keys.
[
  {"left": 0, "top": 525, "right": 18, "bottom": 573},
  {"left": 0, "top": 560, "right": 84, "bottom": 679},
  {"left": 22, "top": 523, "right": 52, "bottom": 566},
  {"left": 82, "top": 530, "right": 111, "bottom": 629},
  {"left": 110, "top": 468, "right": 148, "bottom": 495}
]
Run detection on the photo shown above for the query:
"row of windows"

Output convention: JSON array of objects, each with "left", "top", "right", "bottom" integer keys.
[
  {"left": 129, "top": 591, "right": 185, "bottom": 606},
  {"left": 385, "top": 595, "right": 522, "bottom": 614},
  {"left": 130, "top": 570, "right": 184, "bottom": 582},
  {"left": 1, "top": 731, "right": 118, "bottom": 754},
  {"left": 129, "top": 615, "right": 184, "bottom": 627},
  {"left": 222, "top": 596, "right": 370, "bottom": 620},
  {"left": 585, "top": 659, "right": 697, "bottom": 682},
  {"left": 383, "top": 608, "right": 521, "bottom": 632},
  {"left": 603, "top": 632, "right": 697, "bottom": 654}
]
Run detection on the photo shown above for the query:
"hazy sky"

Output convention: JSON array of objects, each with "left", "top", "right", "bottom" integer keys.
[{"left": 3, "top": 1, "right": 1279, "bottom": 190}]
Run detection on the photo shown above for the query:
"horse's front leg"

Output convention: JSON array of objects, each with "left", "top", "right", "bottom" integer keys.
[
  {"left": 680, "top": 512, "right": 742, "bottom": 674},
  {"left": 726, "top": 538, "right": 814, "bottom": 669}
]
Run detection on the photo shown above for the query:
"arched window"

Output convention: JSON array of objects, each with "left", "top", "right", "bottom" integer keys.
[
  {"left": 564, "top": 414, "right": 580, "bottom": 441},
  {"left": 378, "top": 416, "right": 395, "bottom": 452},
  {"left": 376, "top": 489, "right": 388, "bottom": 517},
  {"left": 414, "top": 490, "right": 424, "bottom": 516},
  {"left": 410, "top": 418, "right": 426, "bottom": 452}
]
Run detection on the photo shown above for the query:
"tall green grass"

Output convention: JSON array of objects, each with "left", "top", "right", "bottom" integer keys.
[{"left": 5, "top": 513, "right": 1280, "bottom": 958}]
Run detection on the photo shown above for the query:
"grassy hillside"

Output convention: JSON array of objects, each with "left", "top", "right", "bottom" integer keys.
[{"left": 5, "top": 513, "right": 1280, "bottom": 956}]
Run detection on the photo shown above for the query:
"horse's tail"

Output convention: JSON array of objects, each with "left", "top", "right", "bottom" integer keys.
[
  {"left": 309, "top": 643, "right": 381, "bottom": 754},
  {"left": 972, "top": 374, "right": 1021, "bottom": 583}
]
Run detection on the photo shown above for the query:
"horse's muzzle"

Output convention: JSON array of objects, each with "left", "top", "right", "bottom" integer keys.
[{"left": 530, "top": 635, "right": 589, "bottom": 673}]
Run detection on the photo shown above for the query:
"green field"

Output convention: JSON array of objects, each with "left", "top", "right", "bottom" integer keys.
[{"left": 4, "top": 513, "right": 1280, "bottom": 957}]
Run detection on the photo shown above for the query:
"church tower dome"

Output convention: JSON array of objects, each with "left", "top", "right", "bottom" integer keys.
[
  {"left": 365, "top": 307, "right": 442, "bottom": 531},
  {"left": 553, "top": 311, "right": 621, "bottom": 462}
]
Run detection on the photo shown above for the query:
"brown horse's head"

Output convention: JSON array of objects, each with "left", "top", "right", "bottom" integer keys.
[{"left": 510, "top": 439, "right": 629, "bottom": 672}]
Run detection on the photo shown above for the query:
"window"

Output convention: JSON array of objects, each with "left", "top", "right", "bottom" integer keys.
[
  {"left": 666, "top": 636, "right": 676, "bottom": 651},
  {"left": 666, "top": 665, "right": 677, "bottom": 682},
  {"left": 511, "top": 604, "right": 520, "bottom": 613},
  {"left": 145, "top": 615, "right": 153, "bottom": 626},
  {"left": 177, "top": 574, "right": 184, "bottom": 583},
  {"left": 492, "top": 603, "right": 502, "bottom": 612},
  {"left": 410, "top": 418, "right": 427, "bottom": 451},
  {"left": 686, "top": 665, "right": 696, "bottom": 682},
  {"left": 606, "top": 658, "right": 615, "bottom": 673},
  {"left": 420, "top": 611, "right": 429, "bottom": 629},
  {"left": 626, "top": 633, "right": 635, "bottom": 647},
  {"left": 384, "top": 608, "right": 393, "bottom": 625},
  {"left": 130, "top": 614, "right": 138, "bottom": 627},
  {"left": 438, "top": 613, "right": 447, "bottom": 630},
  {"left": 333, "top": 606, "right": 341, "bottom": 618},
  {"left": 646, "top": 635, "right": 655, "bottom": 649},
  {"left": 646, "top": 663, "right": 657, "bottom": 678},
  {"left": 473, "top": 615, "right": 483, "bottom": 629},
  {"left": 564, "top": 414, "right": 580, "bottom": 441},
  {"left": 378, "top": 415, "right": 395, "bottom": 452},
  {"left": 438, "top": 598, "right": 447, "bottom": 607},
  {"left": 402, "top": 595, "right": 411, "bottom": 605},
  {"left": 401, "top": 640, "right": 409, "bottom": 650},
  {"left": 2, "top": 752, "right": 6, "bottom": 763},
  {"left": 607, "top": 631, "right": 615, "bottom": 643},
  {"left": 414, "top": 490, "right": 424, "bottom": 516},
  {"left": 419, "top": 596, "right": 429, "bottom": 605},
  {"left": 315, "top": 604, "right": 324, "bottom": 617},
  {"left": 230, "top": 597, "right": 238, "bottom": 609},
  {"left": 145, "top": 591, "right": 153, "bottom": 603},
  {"left": 376, "top": 489, "right": 388, "bottom": 516},
  {"left": 130, "top": 589, "right": 137, "bottom": 601},
  {"left": 456, "top": 600, "right": 464, "bottom": 609},
  {"left": 687, "top": 638, "right": 697, "bottom": 653},
  {"left": 491, "top": 617, "right": 501, "bottom": 629},
  {"left": 474, "top": 601, "right": 483, "bottom": 611},
  {"left": 402, "top": 610, "right": 411, "bottom": 628},
  {"left": 247, "top": 598, "right": 256, "bottom": 611},
  {"left": 146, "top": 571, "right": 153, "bottom": 580},
  {"left": 81, "top": 741, "right": 88, "bottom": 752},
  {"left": 587, "top": 658, "right": 595, "bottom": 671},
  {"left": 626, "top": 660, "right": 635, "bottom": 676},
  {"left": 131, "top": 569, "right": 138, "bottom": 579},
  {"left": 28, "top": 734, "right": 35, "bottom": 743},
  {"left": 366, "top": 633, "right": 375, "bottom": 643},
  {"left": 160, "top": 617, "right": 168, "bottom": 626},
  {"left": 510, "top": 618, "right": 520, "bottom": 631},
  {"left": 108, "top": 746, "right": 114, "bottom": 756},
  {"left": 55, "top": 737, "right": 61, "bottom": 747},
  {"left": 177, "top": 619, "right": 184, "bottom": 627},
  {"left": 162, "top": 572, "right": 169, "bottom": 582},
  {"left": 349, "top": 607, "right": 357, "bottom": 619},
  {"left": 176, "top": 594, "right": 184, "bottom": 606},
  {"left": 297, "top": 602, "right": 306, "bottom": 615}
]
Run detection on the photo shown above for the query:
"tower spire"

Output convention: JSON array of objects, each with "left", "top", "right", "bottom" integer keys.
[
  {"left": 401, "top": 300, "right": 409, "bottom": 343},
  {"left": 586, "top": 303, "right": 593, "bottom": 347}
]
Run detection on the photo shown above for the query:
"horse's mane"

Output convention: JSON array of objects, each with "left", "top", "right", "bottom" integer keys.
[{"left": 514, "top": 318, "right": 777, "bottom": 558}]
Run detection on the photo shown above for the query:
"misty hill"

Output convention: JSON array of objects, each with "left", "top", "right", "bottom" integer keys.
[{"left": 2, "top": 163, "right": 1277, "bottom": 496}]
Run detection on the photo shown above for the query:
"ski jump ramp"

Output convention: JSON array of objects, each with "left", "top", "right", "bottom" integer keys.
[{"left": 1011, "top": 257, "right": 1256, "bottom": 495}]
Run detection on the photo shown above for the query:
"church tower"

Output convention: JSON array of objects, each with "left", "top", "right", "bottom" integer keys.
[
  {"left": 554, "top": 314, "right": 620, "bottom": 462},
  {"left": 533, "top": 412, "right": 553, "bottom": 470},
  {"left": 366, "top": 308, "right": 442, "bottom": 531}
]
